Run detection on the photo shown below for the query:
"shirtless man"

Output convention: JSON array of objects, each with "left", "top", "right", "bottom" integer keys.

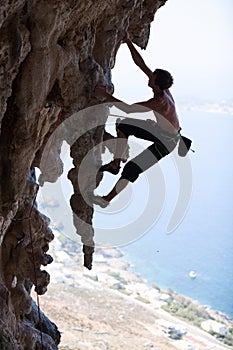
[{"left": 94, "top": 34, "right": 181, "bottom": 207}]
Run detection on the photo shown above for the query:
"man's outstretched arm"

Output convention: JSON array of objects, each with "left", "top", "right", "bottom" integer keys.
[
  {"left": 124, "top": 34, "right": 153, "bottom": 78},
  {"left": 95, "top": 87, "right": 152, "bottom": 114}
]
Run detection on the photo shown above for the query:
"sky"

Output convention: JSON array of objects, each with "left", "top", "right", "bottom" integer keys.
[
  {"left": 38, "top": 0, "right": 233, "bottom": 245},
  {"left": 112, "top": 0, "right": 233, "bottom": 102},
  {"left": 92, "top": 1, "right": 233, "bottom": 312},
  {"left": 36, "top": 0, "right": 233, "bottom": 315},
  {"left": 93, "top": 0, "right": 233, "bottom": 244}
]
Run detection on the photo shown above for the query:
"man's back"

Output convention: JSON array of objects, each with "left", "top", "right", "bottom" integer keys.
[{"left": 146, "top": 90, "right": 180, "bottom": 134}]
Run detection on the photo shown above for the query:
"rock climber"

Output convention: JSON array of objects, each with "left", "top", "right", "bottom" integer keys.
[{"left": 94, "top": 32, "right": 191, "bottom": 207}]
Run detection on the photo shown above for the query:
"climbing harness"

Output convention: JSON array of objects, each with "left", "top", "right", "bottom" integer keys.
[{"left": 109, "top": 113, "right": 194, "bottom": 156}]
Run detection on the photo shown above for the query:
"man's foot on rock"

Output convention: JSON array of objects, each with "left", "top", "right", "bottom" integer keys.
[
  {"left": 92, "top": 196, "right": 109, "bottom": 208},
  {"left": 100, "top": 161, "right": 120, "bottom": 175}
]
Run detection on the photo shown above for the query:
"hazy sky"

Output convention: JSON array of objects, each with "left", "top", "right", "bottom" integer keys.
[
  {"left": 39, "top": 1, "right": 232, "bottom": 311},
  {"left": 113, "top": 0, "right": 233, "bottom": 102},
  {"left": 94, "top": 0, "right": 233, "bottom": 242},
  {"left": 39, "top": 0, "right": 233, "bottom": 245}
]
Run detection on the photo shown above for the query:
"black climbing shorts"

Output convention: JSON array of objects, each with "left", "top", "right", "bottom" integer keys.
[{"left": 117, "top": 118, "right": 179, "bottom": 183}]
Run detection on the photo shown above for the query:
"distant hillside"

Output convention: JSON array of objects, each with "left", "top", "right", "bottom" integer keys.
[{"left": 36, "top": 231, "right": 233, "bottom": 350}]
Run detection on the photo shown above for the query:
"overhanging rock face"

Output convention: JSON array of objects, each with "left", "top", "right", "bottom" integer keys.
[{"left": 0, "top": 0, "right": 167, "bottom": 348}]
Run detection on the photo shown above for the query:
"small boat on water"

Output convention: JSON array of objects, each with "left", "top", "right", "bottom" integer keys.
[{"left": 189, "top": 270, "right": 197, "bottom": 279}]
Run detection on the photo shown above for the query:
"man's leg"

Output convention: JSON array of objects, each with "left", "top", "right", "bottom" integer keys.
[
  {"left": 100, "top": 119, "right": 129, "bottom": 174},
  {"left": 96, "top": 153, "right": 150, "bottom": 206},
  {"left": 92, "top": 176, "right": 130, "bottom": 207},
  {"left": 94, "top": 121, "right": 169, "bottom": 207},
  {"left": 103, "top": 177, "right": 129, "bottom": 202},
  {"left": 100, "top": 118, "right": 158, "bottom": 175},
  {"left": 95, "top": 141, "right": 169, "bottom": 207}
]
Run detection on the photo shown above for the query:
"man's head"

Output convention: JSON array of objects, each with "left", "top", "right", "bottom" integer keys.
[{"left": 149, "top": 69, "right": 174, "bottom": 91}]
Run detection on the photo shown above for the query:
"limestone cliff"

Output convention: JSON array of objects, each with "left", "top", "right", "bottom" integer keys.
[{"left": 0, "top": 0, "right": 167, "bottom": 348}]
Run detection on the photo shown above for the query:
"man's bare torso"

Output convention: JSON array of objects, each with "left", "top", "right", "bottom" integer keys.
[{"left": 146, "top": 90, "right": 180, "bottom": 134}]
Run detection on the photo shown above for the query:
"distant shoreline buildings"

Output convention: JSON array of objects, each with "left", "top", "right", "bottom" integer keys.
[{"left": 179, "top": 98, "right": 233, "bottom": 115}]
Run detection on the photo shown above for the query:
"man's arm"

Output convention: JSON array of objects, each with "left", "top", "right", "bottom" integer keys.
[
  {"left": 95, "top": 87, "right": 153, "bottom": 114},
  {"left": 124, "top": 35, "right": 153, "bottom": 78}
]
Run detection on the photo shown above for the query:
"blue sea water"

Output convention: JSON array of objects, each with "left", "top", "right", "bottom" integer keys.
[
  {"left": 119, "top": 110, "right": 233, "bottom": 319},
  {"left": 44, "top": 108, "right": 233, "bottom": 319}
]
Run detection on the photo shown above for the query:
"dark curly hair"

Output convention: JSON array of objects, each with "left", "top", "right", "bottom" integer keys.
[{"left": 154, "top": 69, "right": 174, "bottom": 90}]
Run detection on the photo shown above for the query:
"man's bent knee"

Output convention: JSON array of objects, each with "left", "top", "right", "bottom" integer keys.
[
  {"left": 117, "top": 120, "right": 132, "bottom": 138},
  {"left": 121, "top": 161, "right": 142, "bottom": 183}
]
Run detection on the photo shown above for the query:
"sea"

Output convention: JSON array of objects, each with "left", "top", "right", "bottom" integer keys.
[
  {"left": 39, "top": 109, "right": 233, "bottom": 320},
  {"left": 117, "top": 110, "right": 233, "bottom": 319}
]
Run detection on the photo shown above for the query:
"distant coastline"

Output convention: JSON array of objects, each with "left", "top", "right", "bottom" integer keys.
[
  {"left": 118, "top": 246, "right": 233, "bottom": 322},
  {"left": 95, "top": 244, "right": 233, "bottom": 349},
  {"left": 44, "top": 230, "right": 233, "bottom": 349},
  {"left": 178, "top": 99, "right": 233, "bottom": 115},
  {"left": 120, "top": 242, "right": 233, "bottom": 322}
]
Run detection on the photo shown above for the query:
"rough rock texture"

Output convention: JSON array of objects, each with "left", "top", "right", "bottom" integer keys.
[{"left": 0, "top": 0, "right": 167, "bottom": 348}]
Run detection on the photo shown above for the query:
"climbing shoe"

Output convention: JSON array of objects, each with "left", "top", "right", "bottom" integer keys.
[
  {"left": 92, "top": 196, "right": 109, "bottom": 208},
  {"left": 100, "top": 161, "right": 120, "bottom": 175}
]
